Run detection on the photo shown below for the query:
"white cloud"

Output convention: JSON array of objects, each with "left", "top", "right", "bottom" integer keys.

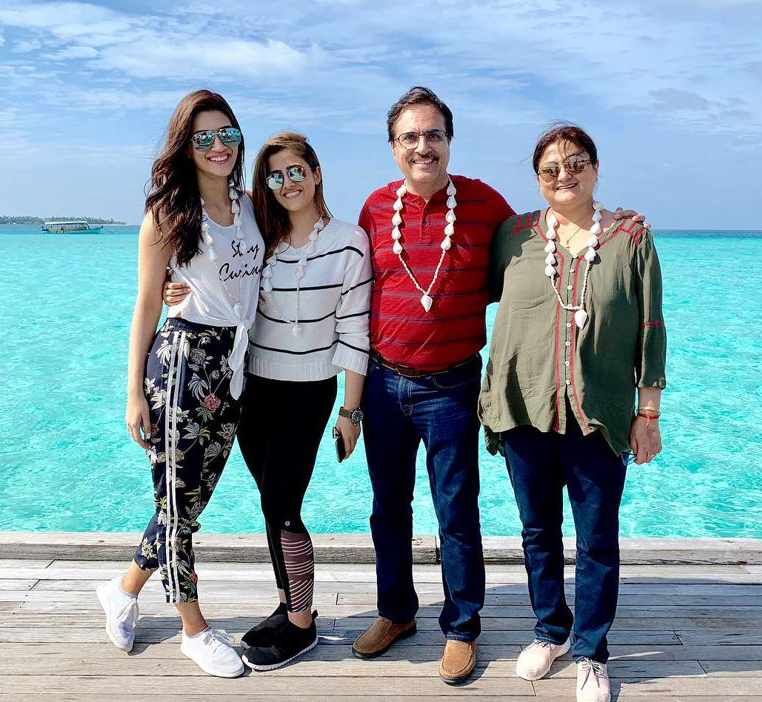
[
  {"left": 47, "top": 45, "right": 99, "bottom": 60},
  {"left": 95, "top": 38, "right": 317, "bottom": 80},
  {"left": 0, "top": 3, "right": 121, "bottom": 30},
  {"left": 12, "top": 38, "right": 42, "bottom": 52}
]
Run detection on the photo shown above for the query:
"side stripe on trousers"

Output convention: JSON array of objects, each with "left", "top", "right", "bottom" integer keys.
[{"left": 164, "top": 330, "right": 186, "bottom": 604}]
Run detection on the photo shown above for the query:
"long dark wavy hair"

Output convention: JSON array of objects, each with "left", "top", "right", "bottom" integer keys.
[
  {"left": 145, "top": 90, "right": 245, "bottom": 266},
  {"left": 250, "top": 132, "right": 331, "bottom": 256}
]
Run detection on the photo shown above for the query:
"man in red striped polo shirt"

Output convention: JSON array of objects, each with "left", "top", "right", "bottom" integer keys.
[{"left": 350, "top": 87, "right": 514, "bottom": 683}]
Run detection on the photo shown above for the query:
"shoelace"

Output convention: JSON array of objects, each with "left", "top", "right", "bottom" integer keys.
[
  {"left": 531, "top": 640, "right": 556, "bottom": 650},
  {"left": 578, "top": 658, "right": 606, "bottom": 689},
  {"left": 203, "top": 628, "right": 235, "bottom": 652}
]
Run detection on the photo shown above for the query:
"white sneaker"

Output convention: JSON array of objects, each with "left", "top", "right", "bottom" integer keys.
[
  {"left": 515, "top": 638, "right": 571, "bottom": 680},
  {"left": 577, "top": 658, "right": 610, "bottom": 702},
  {"left": 181, "top": 628, "right": 244, "bottom": 678},
  {"left": 96, "top": 576, "right": 139, "bottom": 652}
]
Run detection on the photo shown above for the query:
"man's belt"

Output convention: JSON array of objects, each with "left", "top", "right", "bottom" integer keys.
[{"left": 370, "top": 351, "right": 478, "bottom": 379}]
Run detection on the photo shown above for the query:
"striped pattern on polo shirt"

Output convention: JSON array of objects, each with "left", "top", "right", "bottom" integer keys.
[{"left": 359, "top": 175, "right": 514, "bottom": 371}]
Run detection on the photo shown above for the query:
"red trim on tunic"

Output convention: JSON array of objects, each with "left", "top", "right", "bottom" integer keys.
[
  {"left": 642, "top": 321, "right": 665, "bottom": 327},
  {"left": 597, "top": 220, "right": 626, "bottom": 250},
  {"left": 554, "top": 255, "right": 565, "bottom": 432},
  {"left": 570, "top": 261, "right": 590, "bottom": 433}
]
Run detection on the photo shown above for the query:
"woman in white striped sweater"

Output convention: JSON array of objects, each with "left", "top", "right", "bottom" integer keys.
[{"left": 167, "top": 131, "right": 372, "bottom": 670}]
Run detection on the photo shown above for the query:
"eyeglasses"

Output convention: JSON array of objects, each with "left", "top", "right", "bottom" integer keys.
[
  {"left": 266, "top": 164, "right": 307, "bottom": 190},
  {"left": 191, "top": 127, "right": 242, "bottom": 151},
  {"left": 537, "top": 155, "right": 591, "bottom": 182},
  {"left": 393, "top": 129, "right": 447, "bottom": 150}
]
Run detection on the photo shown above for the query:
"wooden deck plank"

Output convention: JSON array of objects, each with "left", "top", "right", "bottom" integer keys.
[
  {"left": 12, "top": 592, "right": 762, "bottom": 621},
  {"left": 0, "top": 580, "right": 37, "bottom": 591},
  {"left": 0, "top": 697, "right": 549, "bottom": 702},
  {"left": 336, "top": 592, "right": 762, "bottom": 606},
  {"left": 4, "top": 611, "right": 759, "bottom": 633},
  {"left": 699, "top": 660, "right": 762, "bottom": 676},
  {"left": 0, "top": 643, "right": 706, "bottom": 679},
  {"left": 536, "top": 677, "right": 762, "bottom": 695},
  {"left": 0, "top": 559, "right": 52, "bottom": 569},
  {"left": 0, "top": 675, "right": 537, "bottom": 695},
  {"left": 608, "top": 645, "right": 762, "bottom": 661},
  {"left": 0, "top": 625, "right": 681, "bottom": 647}
]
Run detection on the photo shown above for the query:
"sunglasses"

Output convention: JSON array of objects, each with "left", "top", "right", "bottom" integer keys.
[
  {"left": 537, "top": 155, "right": 591, "bottom": 182},
  {"left": 191, "top": 127, "right": 242, "bottom": 151},
  {"left": 266, "top": 164, "right": 308, "bottom": 190}
]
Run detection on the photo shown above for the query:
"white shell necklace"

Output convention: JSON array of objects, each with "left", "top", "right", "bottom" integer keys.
[
  {"left": 391, "top": 178, "right": 457, "bottom": 312},
  {"left": 544, "top": 201, "right": 603, "bottom": 329},
  {"left": 260, "top": 217, "right": 325, "bottom": 337},
  {"left": 200, "top": 180, "right": 248, "bottom": 320}
]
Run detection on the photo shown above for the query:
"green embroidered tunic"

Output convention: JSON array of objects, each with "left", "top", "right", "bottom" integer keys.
[{"left": 478, "top": 210, "right": 667, "bottom": 456}]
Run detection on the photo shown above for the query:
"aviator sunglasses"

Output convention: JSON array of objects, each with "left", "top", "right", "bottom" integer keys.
[
  {"left": 537, "top": 155, "right": 591, "bottom": 183},
  {"left": 266, "top": 164, "right": 308, "bottom": 190},
  {"left": 190, "top": 127, "right": 242, "bottom": 151}
]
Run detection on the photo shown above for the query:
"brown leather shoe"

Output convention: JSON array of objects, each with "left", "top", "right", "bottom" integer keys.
[
  {"left": 439, "top": 639, "right": 477, "bottom": 684},
  {"left": 351, "top": 616, "right": 417, "bottom": 659}
]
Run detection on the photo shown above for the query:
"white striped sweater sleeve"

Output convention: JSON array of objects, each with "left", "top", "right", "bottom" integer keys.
[{"left": 332, "top": 226, "right": 372, "bottom": 375}]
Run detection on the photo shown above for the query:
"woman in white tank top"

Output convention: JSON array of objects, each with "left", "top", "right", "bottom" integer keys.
[{"left": 95, "top": 90, "right": 264, "bottom": 678}]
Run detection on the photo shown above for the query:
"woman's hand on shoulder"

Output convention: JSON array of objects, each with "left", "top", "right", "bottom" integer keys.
[
  {"left": 629, "top": 415, "right": 662, "bottom": 464},
  {"left": 612, "top": 207, "right": 650, "bottom": 230},
  {"left": 126, "top": 391, "right": 153, "bottom": 450}
]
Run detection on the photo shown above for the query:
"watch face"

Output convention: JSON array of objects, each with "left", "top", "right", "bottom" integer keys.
[{"left": 350, "top": 408, "right": 364, "bottom": 424}]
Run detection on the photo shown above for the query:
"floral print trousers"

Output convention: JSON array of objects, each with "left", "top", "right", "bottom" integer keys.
[{"left": 133, "top": 318, "right": 241, "bottom": 603}]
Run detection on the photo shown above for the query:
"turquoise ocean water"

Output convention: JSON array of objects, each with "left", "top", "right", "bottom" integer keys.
[{"left": 1, "top": 224, "right": 761, "bottom": 537}]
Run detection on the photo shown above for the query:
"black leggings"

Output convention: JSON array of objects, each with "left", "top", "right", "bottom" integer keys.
[{"left": 237, "top": 373, "right": 337, "bottom": 612}]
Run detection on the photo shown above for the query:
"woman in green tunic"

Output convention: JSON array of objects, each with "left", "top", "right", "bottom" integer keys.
[{"left": 479, "top": 124, "right": 666, "bottom": 702}]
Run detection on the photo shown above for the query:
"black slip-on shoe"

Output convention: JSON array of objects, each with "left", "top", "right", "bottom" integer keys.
[
  {"left": 241, "top": 602, "right": 288, "bottom": 649},
  {"left": 242, "top": 616, "right": 318, "bottom": 671}
]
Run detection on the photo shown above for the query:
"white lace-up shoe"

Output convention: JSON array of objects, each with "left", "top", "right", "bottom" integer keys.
[
  {"left": 576, "top": 658, "right": 610, "bottom": 702},
  {"left": 96, "top": 576, "right": 139, "bottom": 652},
  {"left": 515, "top": 638, "right": 571, "bottom": 680},
  {"left": 181, "top": 627, "right": 244, "bottom": 678}
]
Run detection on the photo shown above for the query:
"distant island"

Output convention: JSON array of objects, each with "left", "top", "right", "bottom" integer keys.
[{"left": 0, "top": 216, "right": 126, "bottom": 225}]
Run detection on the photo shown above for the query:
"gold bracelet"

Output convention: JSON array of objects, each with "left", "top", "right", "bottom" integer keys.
[{"left": 637, "top": 407, "right": 661, "bottom": 416}]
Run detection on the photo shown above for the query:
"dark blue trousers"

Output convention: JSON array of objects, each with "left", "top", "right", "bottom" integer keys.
[
  {"left": 362, "top": 355, "right": 485, "bottom": 641},
  {"left": 501, "top": 413, "right": 627, "bottom": 663}
]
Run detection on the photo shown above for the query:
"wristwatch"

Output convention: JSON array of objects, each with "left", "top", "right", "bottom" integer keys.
[{"left": 339, "top": 406, "right": 364, "bottom": 425}]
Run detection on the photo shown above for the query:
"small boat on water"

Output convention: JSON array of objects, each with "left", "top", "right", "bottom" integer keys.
[{"left": 42, "top": 221, "right": 104, "bottom": 233}]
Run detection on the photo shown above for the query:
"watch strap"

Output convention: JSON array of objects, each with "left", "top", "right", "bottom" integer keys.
[{"left": 339, "top": 406, "right": 363, "bottom": 424}]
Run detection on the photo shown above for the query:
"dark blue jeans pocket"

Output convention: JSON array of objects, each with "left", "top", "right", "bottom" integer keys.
[{"left": 431, "top": 355, "right": 482, "bottom": 390}]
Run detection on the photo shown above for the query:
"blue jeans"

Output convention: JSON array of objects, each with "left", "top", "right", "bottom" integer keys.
[
  {"left": 362, "top": 355, "right": 485, "bottom": 641},
  {"left": 501, "top": 415, "right": 627, "bottom": 663}
]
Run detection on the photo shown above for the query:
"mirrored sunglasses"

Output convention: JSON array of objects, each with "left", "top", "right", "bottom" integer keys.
[
  {"left": 266, "top": 164, "right": 307, "bottom": 190},
  {"left": 537, "top": 156, "right": 591, "bottom": 182},
  {"left": 191, "top": 127, "right": 242, "bottom": 151}
]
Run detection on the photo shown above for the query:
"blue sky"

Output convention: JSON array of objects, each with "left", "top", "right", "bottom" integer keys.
[{"left": 1, "top": 0, "right": 760, "bottom": 228}]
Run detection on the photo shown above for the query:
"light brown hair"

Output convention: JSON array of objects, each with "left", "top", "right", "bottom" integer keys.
[{"left": 251, "top": 132, "right": 331, "bottom": 255}]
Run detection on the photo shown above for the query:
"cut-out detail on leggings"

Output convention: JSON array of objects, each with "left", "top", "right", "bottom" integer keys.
[{"left": 281, "top": 530, "right": 314, "bottom": 612}]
